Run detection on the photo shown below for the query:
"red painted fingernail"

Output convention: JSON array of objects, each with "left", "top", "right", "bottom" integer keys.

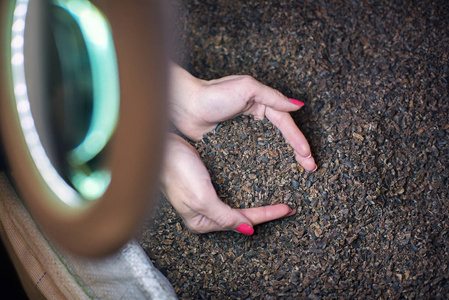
[
  {"left": 289, "top": 98, "right": 304, "bottom": 106},
  {"left": 236, "top": 224, "right": 254, "bottom": 235}
]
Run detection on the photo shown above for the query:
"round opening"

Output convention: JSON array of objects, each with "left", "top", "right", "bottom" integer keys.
[
  {"left": 2, "top": 0, "right": 167, "bottom": 256},
  {"left": 12, "top": 0, "right": 119, "bottom": 206}
]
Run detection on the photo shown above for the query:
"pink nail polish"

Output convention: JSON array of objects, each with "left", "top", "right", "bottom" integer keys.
[
  {"left": 236, "top": 224, "right": 254, "bottom": 235},
  {"left": 289, "top": 98, "right": 304, "bottom": 106}
]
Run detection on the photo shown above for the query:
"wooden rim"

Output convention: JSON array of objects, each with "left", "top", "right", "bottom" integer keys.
[{"left": 0, "top": 0, "right": 167, "bottom": 256}]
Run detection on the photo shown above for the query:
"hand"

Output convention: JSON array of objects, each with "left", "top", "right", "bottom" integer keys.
[
  {"left": 169, "top": 63, "right": 317, "bottom": 172},
  {"left": 160, "top": 133, "right": 296, "bottom": 234}
]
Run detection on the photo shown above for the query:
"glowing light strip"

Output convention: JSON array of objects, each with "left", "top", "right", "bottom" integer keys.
[{"left": 11, "top": 0, "right": 82, "bottom": 207}]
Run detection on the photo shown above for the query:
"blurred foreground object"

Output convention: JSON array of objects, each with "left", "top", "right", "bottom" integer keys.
[
  {"left": 0, "top": 0, "right": 167, "bottom": 256},
  {"left": 0, "top": 174, "right": 176, "bottom": 298}
]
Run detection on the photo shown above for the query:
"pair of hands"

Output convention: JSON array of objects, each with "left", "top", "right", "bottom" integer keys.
[{"left": 160, "top": 63, "right": 316, "bottom": 235}]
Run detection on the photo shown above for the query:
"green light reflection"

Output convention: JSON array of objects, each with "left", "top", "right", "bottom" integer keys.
[{"left": 51, "top": 0, "right": 119, "bottom": 200}]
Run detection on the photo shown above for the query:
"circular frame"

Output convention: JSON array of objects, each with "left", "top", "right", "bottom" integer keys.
[{"left": 0, "top": 0, "right": 167, "bottom": 256}]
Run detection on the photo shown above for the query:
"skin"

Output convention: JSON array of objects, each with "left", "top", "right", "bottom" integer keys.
[{"left": 160, "top": 63, "right": 317, "bottom": 234}]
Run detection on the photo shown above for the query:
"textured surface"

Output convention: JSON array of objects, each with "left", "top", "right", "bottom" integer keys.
[
  {"left": 0, "top": 173, "right": 176, "bottom": 300},
  {"left": 140, "top": 0, "right": 449, "bottom": 298}
]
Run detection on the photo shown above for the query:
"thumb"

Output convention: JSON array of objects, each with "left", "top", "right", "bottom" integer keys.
[
  {"left": 197, "top": 186, "right": 255, "bottom": 235},
  {"left": 206, "top": 200, "right": 255, "bottom": 235}
]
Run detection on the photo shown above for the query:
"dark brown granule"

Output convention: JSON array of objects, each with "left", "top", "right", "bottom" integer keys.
[{"left": 140, "top": 0, "right": 449, "bottom": 298}]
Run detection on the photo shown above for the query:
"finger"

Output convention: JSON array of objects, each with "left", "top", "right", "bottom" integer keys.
[
  {"left": 294, "top": 151, "right": 317, "bottom": 173},
  {"left": 249, "top": 79, "right": 304, "bottom": 112},
  {"left": 238, "top": 203, "right": 296, "bottom": 226},
  {"left": 245, "top": 103, "right": 266, "bottom": 120},
  {"left": 265, "top": 108, "right": 317, "bottom": 170},
  {"left": 188, "top": 176, "right": 258, "bottom": 234},
  {"left": 265, "top": 108, "right": 309, "bottom": 156},
  {"left": 164, "top": 134, "right": 256, "bottom": 235}
]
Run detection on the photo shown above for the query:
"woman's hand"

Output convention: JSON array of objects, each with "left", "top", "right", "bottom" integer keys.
[
  {"left": 169, "top": 63, "right": 316, "bottom": 172},
  {"left": 160, "top": 133, "right": 296, "bottom": 235}
]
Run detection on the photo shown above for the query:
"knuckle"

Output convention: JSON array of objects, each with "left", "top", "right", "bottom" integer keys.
[
  {"left": 239, "top": 75, "right": 258, "bottom": 87},
  {"left": 187, "top": 188, "right": 214, "bottom": 214},
  {"left": 185, "top": 222, "right": 202, "bottom": 234},
  {"left": 188, "top": 196, "right": 208, "bottom": 213},
  {"left": 185, "top": 216, "right": 210, "bottom": 234},
  {"left": 213, "top": 213, "right": 235, "bottom": 229}
]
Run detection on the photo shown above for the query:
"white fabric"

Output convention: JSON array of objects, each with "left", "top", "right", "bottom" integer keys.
[{"left": 0, "top": 173, "right": 177, "bottom": 299}]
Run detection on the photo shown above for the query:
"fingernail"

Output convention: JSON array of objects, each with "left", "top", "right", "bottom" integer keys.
[
  {"left": 289, "top": 98, "right": 304, "bottom": 107},
  {"left": 285, "top": 207, "right": 296, "bottom": 217},
  {"left": 236, "top": 224, "right": 254, "bottom": 235},
  {"left": 294, "top": 151, "right": 313, "bottom": 159},
  {"left": 306, "top": 164, "right": 318, "bottom": 173}
]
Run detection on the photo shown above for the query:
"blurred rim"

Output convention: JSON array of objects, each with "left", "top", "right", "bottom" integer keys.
[{"left": 0, "top": 0, "right": 167, "bottom": 256}]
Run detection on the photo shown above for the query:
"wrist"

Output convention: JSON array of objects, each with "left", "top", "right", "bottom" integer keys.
[
  {"left": 168, "top": 63, "right": 206, "bottom": 140},
  {"left": 169, "top": 62, "right": 202, "bottom": 102}
]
